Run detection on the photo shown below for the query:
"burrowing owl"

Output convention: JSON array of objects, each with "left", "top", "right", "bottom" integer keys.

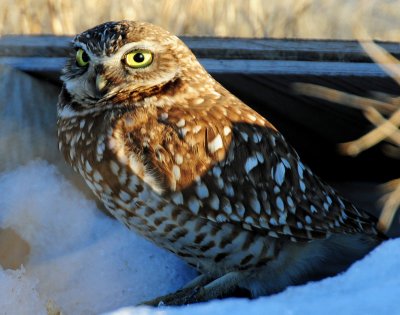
[{"left": 57, "top": 21, "right": 383, "bottom": 305}]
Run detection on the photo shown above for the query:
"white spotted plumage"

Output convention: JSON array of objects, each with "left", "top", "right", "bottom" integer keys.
[
  {"left": 208, "top": 134, "right": 223, "bottom": 153},
  {"left": 57, "top": 20, "right": 382, "bottom": 305},
  {"left": 245, "top": 156, "right": 258, "bottom": 173}
]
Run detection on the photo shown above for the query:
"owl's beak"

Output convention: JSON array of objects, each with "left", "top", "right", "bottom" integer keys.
[{"left": 95, "top": 74, "right": 108, "bottom": 94}]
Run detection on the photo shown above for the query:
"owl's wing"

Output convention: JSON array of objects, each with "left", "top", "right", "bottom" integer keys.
[
  {"left": 136, "top": 103, "right": 378, "bottom": 242},
  {"left": 193, "top": 121, "right": 377, "bottom": 242}
]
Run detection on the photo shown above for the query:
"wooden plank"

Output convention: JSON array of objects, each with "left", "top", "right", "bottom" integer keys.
[
  {"left": 1, "top": 36, "right": 399, "bottom": 78},
  {"left": 0, "top": 36, "right": 71, "bottom": 57},
  {"left": 200, "top": 59, "right": 388, "bottom": 76},
  {"left": 0, "top": 57, "right": 65, "bottom": 73},
  {"left": 0, "top": 57, "right": 389, "bottom": 78},
  {"left": 181, "top": 37, "right": 400, "bottom": 62},
  {"left": 1, "top": 35, "right": 400, "bottom": 61}
]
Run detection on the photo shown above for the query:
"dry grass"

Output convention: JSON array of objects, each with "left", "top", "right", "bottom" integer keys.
[
  {"left": 1, "top": 0, "right": 400, "bottom": 39},
  {"left": 294, "top": 32, "right": 400, "bottom": 233}
]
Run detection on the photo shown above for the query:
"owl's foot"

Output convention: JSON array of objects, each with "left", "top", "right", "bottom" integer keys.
[
  {"left": 140, "top": 272, "right": 244, "bottom": 306},
  {"left": 140, "top": 285, "right": 206, "bottom": 306}
]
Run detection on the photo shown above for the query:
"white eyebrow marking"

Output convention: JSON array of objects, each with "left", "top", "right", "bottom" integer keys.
[{"left": 72, "top": 40, "right": 162, "bottom": 67}]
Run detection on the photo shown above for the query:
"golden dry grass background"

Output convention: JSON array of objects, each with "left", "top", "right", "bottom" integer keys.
[{"left": 1, "top": 0, "right": 400, "bottom": 39}]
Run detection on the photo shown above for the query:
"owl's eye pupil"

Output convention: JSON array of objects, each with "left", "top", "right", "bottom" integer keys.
[
  {"left": 133, "top": 53, "right": 145, "bottom": 63},
  {"left": 81, "top": 51, "right": 90, "bottom": 63},
  {"left": 76, "top": 48, "right": 90, "bottom": 67},
  {"left": 124, "top": 50, "right": 153, "bottom": 68}
]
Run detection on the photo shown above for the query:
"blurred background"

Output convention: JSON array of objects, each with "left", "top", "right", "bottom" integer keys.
[{"left": 1, "top": 0, "right": 400, "bottom": 39}]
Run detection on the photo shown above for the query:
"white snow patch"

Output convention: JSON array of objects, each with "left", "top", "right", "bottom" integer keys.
[
  {"left": 0, "top": 161, "right": 196, "bottom": 315},
  {"left": 0, "top": 266, "right": 46, "bottom": 315}
]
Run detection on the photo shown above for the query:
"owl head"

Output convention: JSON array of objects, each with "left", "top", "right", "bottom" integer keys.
[{"left": 59, "top": 20, "right": 208, "bottom": 114}]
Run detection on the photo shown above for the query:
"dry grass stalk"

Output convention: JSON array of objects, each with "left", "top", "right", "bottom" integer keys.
[
  {"left": 379, "top": 180, "right": 400, "bottom": 232},
  {"left": 364, "top": 107, "right": 400, "bottom": 145},
  {"left": 293, "top": 34, "right": 400, "bottom": 233},
  {"left": 340, "top": 108, "right": 400, "bottom": 156},
  {"left": 345, "top": 30, "right": 400, "bottom": 233},
  {"left": 382, "top": 143, "right": 400, "bottom": 159},
  {"left": 356, "top": 26, "right": 400, "bottom": 86},
  {"left": 292, "top": 83, "right": 397, "bottom": 115}
]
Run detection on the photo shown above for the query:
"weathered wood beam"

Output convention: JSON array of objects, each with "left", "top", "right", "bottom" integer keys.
[
  {"left": 1, "top": 36, "right": 400, "bottom": 76},
  {"left": 1, "top": 35, "right": 400, "bottom": 60},
  {"left": 0, "top": 56, "right": 390, "bottom": 77}
]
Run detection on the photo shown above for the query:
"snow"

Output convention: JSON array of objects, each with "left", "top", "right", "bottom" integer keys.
[
  {"left": 0, "top": 161, "right": 196, "bottom": 315},
  {"left": 107, "top": 239, "right": 400, "bottom": 315},
  {"left": 0, "top": 161, "right": 399, "bottom": 315}
]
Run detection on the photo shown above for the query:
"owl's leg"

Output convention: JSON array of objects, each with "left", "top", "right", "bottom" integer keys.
[
  {"left": 195, "top": 271, "right": 243, "bottom": 301},
  {"left": 182, "top": 274, "right": 212, "bottom": 289},
  {"left": 141, "top": 271, "right": 242, "bottom": 306},
  {"left": 140, "top": 274, "right": 213, "bottom": 306}
]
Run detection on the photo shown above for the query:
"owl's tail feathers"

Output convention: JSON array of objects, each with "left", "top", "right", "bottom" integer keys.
[{"left": 319, "top": 233, "right": 383, "bottom": 277}]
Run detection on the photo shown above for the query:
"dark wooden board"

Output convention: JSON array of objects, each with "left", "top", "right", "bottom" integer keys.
[
  {"left": 1, "top": 35, "right": 400, "bottom": 60},
  {"left": 0, "top": 57, "right": 390, "bottom": 78},
  {"left": 0, "top": 36, "right": 398, "bottom": 83}
]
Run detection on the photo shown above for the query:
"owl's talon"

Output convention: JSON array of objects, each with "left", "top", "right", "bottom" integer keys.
[
  {"left": 140, "top": 286, "right": 207, "bottom": 306},
  {"left": 184, "top": 286, "right": 204, "bottom": 304}
]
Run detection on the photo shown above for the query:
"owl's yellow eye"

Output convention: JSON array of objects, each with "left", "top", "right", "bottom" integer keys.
[
  {"left": 124, "top": 50, "right": 153, "bottom": 68},
  {"left": 76, "top": 48, "right": 90, "bottom": 67}
]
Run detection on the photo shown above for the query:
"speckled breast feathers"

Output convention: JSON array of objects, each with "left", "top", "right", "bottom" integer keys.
[{"left": 57, "top": 21, "right": 379, "bottom": 280}]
